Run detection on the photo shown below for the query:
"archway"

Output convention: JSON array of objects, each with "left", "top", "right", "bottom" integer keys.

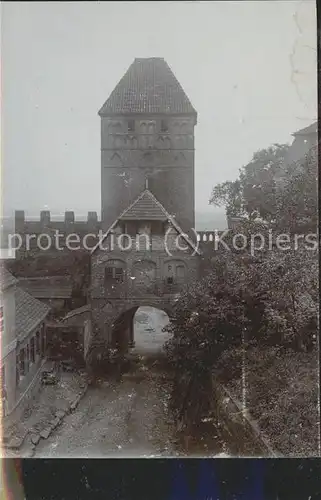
[
  {"left": 133, "top": 306, "right": 170, "bottom": 354},
  {"left": 111, "top": 305, "right": 171, "bottom": 355}
]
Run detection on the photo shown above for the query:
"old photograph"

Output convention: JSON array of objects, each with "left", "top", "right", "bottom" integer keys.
[{"left": 1, "top": 1, "right": 318, "bottom": 458}]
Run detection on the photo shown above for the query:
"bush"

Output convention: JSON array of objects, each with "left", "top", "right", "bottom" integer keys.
[
  {"left": 216, "top": 345, "right": 319, "bottom": 455},
  {"left": 165, "top": 246, "right": 318, "bottom": 429}
]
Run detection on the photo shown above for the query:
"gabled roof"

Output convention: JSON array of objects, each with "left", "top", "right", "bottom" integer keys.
[
  {"left": 18, "top": 276, "right": 73, "bottom": 299},
  {"left": 63, "top": 304, "right": 91, "bottom": 321},
  {"left": 91, "top": 189, "right": 200, "bottom": 255},
  {"left": 120, "top": 190, "right": 168, "bottom": 221},
  {"left": 99, "top": 57, "right": 197, "bottom": 116},
  {"left": 15, "top": 287, "right": 50, "bottom": 341},
  {"left": 0, "top": 264, "right": 18, "bottom": 291},
  {"left": 292, "top": 121, "right": 318, "bottom": 136}
]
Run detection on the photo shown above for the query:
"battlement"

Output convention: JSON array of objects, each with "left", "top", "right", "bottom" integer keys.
[
  {"left": 9, "top": 211, "right": 230, "bottom": 256},
  {"left": 196, "top": 230, "right": 227, "bottom": 242},
  {"left": 14, "top": 211, "right": 101, "bottom": 233}
]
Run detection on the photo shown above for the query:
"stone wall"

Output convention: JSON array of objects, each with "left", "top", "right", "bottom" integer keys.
[
  {"left": 211, "top": 379, "right": 276, "bottom": 457},
  {"left": 89, "top": 224, "right": 199, "bottom": 344},
  {"left": 11, "top": 211, "right": 101, "bottom": 254}
]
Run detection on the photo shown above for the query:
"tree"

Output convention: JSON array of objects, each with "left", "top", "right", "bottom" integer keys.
[
  {"left": 210, "top": 141, "right": 317, "bottom": 231},
  {"left": 164, "top": 254, "right": 249, "bottom": 427},
  {"left": 165, "top": 246, "right": 318, "bottom": 427},
  {"left": 276, "top": 144, "right": 318, "bottom": 231},
  {"left": 209, "top": 143, "right": 290, "bottom": 221}
]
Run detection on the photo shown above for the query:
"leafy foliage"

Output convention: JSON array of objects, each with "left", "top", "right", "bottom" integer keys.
[
  {"left": 216, "top": 346, "right": 319, "bottom": 456},
  {"left": 165, "top": 247, "right": 318, "bottom": 427},
  {"left": 209, "top": 143, "right": 290, "bottom": 220},
  {"left": 209, "top": 142, "right": 317, "bottom": 231}
]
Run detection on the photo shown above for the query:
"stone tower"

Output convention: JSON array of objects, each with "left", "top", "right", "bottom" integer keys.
[{"left": 98, "top": 57, "right": 197, "bottom": 233}]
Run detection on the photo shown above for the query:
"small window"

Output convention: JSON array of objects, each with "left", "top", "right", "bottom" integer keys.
[
  {"left": 26, "top": 344, "right": 30, "bottom": 370},
  {"left": 41, "top": 330, "right": 46, "bottom": 355},
  {"left": 36, "top": 331, "right": 40, "bottom": 355},
  {"left": 167, "top": 276, "right": 174, "bottom": 285},
  {"left": 19, "top": 349, "right": 26, "bottom": 376},
  {"left": 151, "top": 221, "right": 164, "bottom": 235},
  {"left": 161, "top": 120, "right": 168, "bottom": 132},
  {"left": 176, "top": 265, "right": 185, "bottom": 279},
  {"left": 105, "top": 267, "right": 114, "bottom": 280},
  {"left": 30, "top": 337, "right": 35, "bottom": 363},
  {"left": 128, "top": 120, "right": 135, "bottom": 132},
  {"left": 16, "top": 354, "right": 20, "bottom": 384},
  {"left": 105, "top": 262, "right": 125, "bottom": 284},
  {"left": 115, "top": 268, "right": 124, "bottom": 283},
  {"left": 125, "top": 221, "right": 137, "bottom": 237}
]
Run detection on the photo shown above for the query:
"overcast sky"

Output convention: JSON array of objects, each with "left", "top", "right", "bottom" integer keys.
[{"left": 1, "top": 1, "right": 317, "bottom": 219}]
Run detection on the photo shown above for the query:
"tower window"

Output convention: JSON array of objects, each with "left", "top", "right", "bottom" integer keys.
[
  {"left": 161, "top": 120, "right": 168, "bottom": 132},
  {"left": 128, "top": 120, "right": 135, "bottom": 132}
]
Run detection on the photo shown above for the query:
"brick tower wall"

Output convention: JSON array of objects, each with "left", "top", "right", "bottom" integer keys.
[{"left": 101, "top": 115, "right": 196, "bottom": 232}]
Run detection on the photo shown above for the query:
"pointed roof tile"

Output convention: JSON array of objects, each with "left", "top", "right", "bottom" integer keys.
[
  {"left": 119, "top": 190, "right": 168, "bottom": 220},
  {"left": 99, "top": 58, "right": 196, "bottom": 116}
]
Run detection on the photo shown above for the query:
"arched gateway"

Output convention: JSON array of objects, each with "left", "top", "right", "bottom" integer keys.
[{"left": 87, "top": 58, "right": 200, "bottom": 361}]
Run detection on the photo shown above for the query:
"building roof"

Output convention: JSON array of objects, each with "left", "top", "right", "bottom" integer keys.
[
  {"left": 15, "top": 287, "right": 50, "bottom": 340},
  {"left": 120, "top": 190, "right": 168, "bottom": 221},
  {"left": 91, "top": 188, "right": 200, "bottom": 255},
  {"left": 99, "top": 57, "right": 197, "bottom": 116},
  {"left": 18, "top": 276, "right": 73, "bottom": 299},
  {"left": 0, "top": 264, "right": 18, "bottom": 291},
  {"left": 292, "top": 121, "right": 318, "bottom": 136},
  {"left": 63, "top": 304, "right": 91, "bottom": 320}
]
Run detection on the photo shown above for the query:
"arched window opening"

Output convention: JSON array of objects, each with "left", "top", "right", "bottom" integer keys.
[
  {"left": 176, "top": 265, "right": 185, "bottom": 279},
  {"left": 105, "top": 260, "right": 126, "bottom": 284},
  {"left": 161, "top": 119, "right": 169, "bottom": 133},
  {"left": 128, "top": 120, "right": 135, "bottom": 132},
  {"left": 166, "top": 264, "right": 174, "bottom": 285}
]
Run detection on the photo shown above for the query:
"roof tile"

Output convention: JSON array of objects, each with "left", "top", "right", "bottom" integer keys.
[
  {"left": 119, "top": 190, "right": 168, "bottom": 220},
  {"left": 15, "top": 287, "right": 50, "bottom": 340},
  {"left": 18, "top": 276, "right": 73, "bottom": 299},
  {"left": 0, "top": 265, "right": 18, "bottom": 291},
  {"left": 99, "top": 58, "right": 196, "bottom": 116}
]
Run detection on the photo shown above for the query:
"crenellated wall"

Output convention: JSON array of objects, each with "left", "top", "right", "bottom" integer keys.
[
  {"left": 14, "top": 210, "right": 100, "bottom": 233},
  {"left": 12, "top": 211, "right": 102, "bottom": 253}
]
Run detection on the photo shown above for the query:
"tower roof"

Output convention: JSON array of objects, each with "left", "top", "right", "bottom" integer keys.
[{"left": 99, "top": 58, "right": 197, "bottom": 116}]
